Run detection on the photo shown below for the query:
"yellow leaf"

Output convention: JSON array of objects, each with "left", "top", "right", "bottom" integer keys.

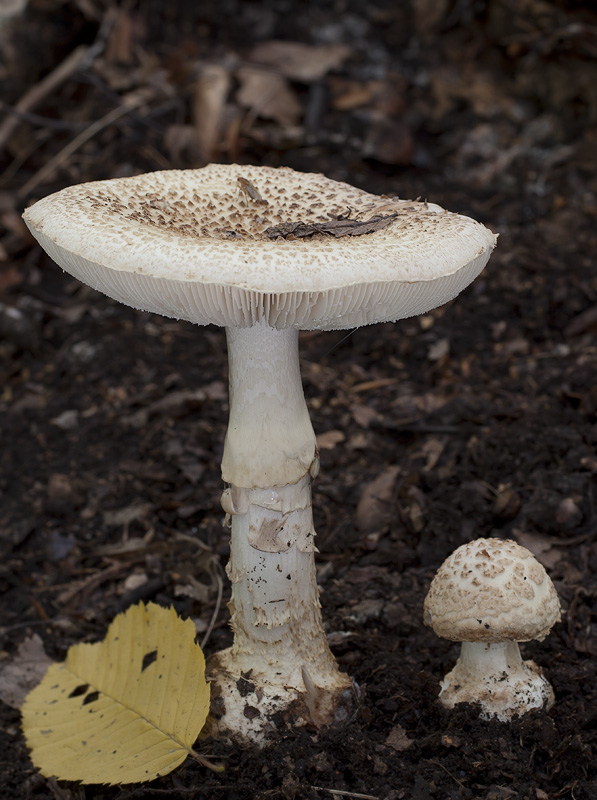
[{"left": 21, "top": 602, "right": 210, "bottom": 785}]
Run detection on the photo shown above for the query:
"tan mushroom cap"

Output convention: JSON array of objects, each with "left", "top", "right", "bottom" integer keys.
[
  {"left": 424, "top": 538, "right": 561, "bottom": 643},
  {"left": 23, "top": 164, "right": 496, "bottom": 331}
]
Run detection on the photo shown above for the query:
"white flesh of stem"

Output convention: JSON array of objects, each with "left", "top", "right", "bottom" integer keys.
[
  {"left": 440, "top": 641, "right": 554, "bottom": 721},
  {"left": 208, "top": 322, "right": 351, "bottom": 741}
]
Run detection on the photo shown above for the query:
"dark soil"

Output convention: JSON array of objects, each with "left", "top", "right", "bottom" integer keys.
[{"left": 1, "top": 1, "right": 597, "bottom": 799}]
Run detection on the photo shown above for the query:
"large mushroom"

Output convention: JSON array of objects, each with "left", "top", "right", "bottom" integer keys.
[{"left": 23, "top": 164, "right": 496, "bottom": 741}]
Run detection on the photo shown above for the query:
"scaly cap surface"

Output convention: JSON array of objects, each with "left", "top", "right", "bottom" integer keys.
[
  {"left": 424, "top": 538, "right": 561, "bottom": 643},
  {"left": 23, "top": 164, "right": 496, "bottom": 330}
]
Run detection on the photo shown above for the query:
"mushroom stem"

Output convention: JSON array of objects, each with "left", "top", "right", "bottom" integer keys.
[
  {"left": 222, "top": 322, "right": 317, "bottom": 489},
  {"left": 439, "top": 641, "right": 554, "bottom": 721},
  {"left": 207, "top": 321, "right": 352, "bottom": 741}
]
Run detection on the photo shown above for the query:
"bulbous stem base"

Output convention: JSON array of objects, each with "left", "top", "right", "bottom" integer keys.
[{"left": 439, "top": 641, "right": 554, "bottom": 721}]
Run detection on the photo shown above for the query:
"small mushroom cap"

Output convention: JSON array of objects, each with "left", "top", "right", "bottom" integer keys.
[
  {"left": 424, "top": 538, "right": 561, "bottom": 643},
  {"left": 23, "top": 164, "right": 496, "bottom": 330}
]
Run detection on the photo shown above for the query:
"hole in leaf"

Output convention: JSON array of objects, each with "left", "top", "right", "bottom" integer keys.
[
  {"left": 83, "top": 690, "right": 100, "bottom": 705},
  {"left": 141, "top": 649, "right": 158, "bottom": 671},
  {"left": 68, "top": 684, "right": 89, "bottom": 698}
]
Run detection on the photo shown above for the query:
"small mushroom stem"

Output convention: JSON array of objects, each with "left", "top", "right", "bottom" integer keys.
[
  {"left": 207, "top": 321, "right": 352, "bottom": 741},
  {"left": 439, "top": 641, "right": 554, "bottom": 721}
]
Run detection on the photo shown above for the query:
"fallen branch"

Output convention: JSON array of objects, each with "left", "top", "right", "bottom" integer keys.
[
  {"left": 0, "top": 45, "right": 91, "bottom": 152},
  {"left": 311, "top": 788, "right": 380, "bottom": 800},
  {"left": 18, "top": 93, "right": 146, "bottom": 198}
]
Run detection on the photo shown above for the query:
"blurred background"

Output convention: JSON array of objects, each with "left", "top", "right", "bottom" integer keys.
[{"left": 1, "top": 0, "right": 595, "bottom": 207}]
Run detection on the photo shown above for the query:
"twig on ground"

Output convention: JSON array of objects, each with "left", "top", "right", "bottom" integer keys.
[
  {"left": 0, "top": 46, "right": 91, "bottom": 151},
  {"left": 200, "top": 560, "right": 224, "bottom": 650},
  {"left": 0, "top": 130, "right": 52, "bottom": 187},
  {"left": 18, "top": 93, "right": 146, "bottom": 198},
  {"left": 427, "top": 759, "right": 466, "bottom": 790},
  {"left": 0, "top": 618, "right": 68, "bottom": 640},
  {"left": 52, "top": 561, "right": 132, "bottom": 607},
  {"left": 118, "top": 787, "right": 241, "bottom": 798},
  {"left": 311, "top": 788, "right": 380, "bottom": 800},
  {"left": 0, "top": 103, "right": 90, "bottom": 132},
  {"left": 190, "top": 749, "right": 225, "bottom": 773}
]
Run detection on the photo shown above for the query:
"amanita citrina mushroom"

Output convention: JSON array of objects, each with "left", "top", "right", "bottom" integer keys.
[{"left": 24, "top": 164, "right": 496, "bottom": 741}]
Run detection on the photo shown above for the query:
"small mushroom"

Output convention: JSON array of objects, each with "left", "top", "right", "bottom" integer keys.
[
  {"left": 23, "top": 164, "right": 496, "bottom": 742},
  {"left": 424, "top": 538, "right": 561, "bottom": 721}
]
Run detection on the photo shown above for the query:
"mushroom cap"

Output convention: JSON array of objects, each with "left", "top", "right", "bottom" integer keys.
[
  {"left": 424, "top": 538, "right": 561, "bottom": 643},
  {"left": 23, "top": 164, "right": 496, "bottom": 331}
]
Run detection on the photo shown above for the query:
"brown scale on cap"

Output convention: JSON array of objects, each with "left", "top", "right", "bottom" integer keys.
[
  {"left": 424, "top": 538, "right": 561, "bottom": 644},
  {"left": 48, "top": 164, "right": 460, "bottom": 243}
]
